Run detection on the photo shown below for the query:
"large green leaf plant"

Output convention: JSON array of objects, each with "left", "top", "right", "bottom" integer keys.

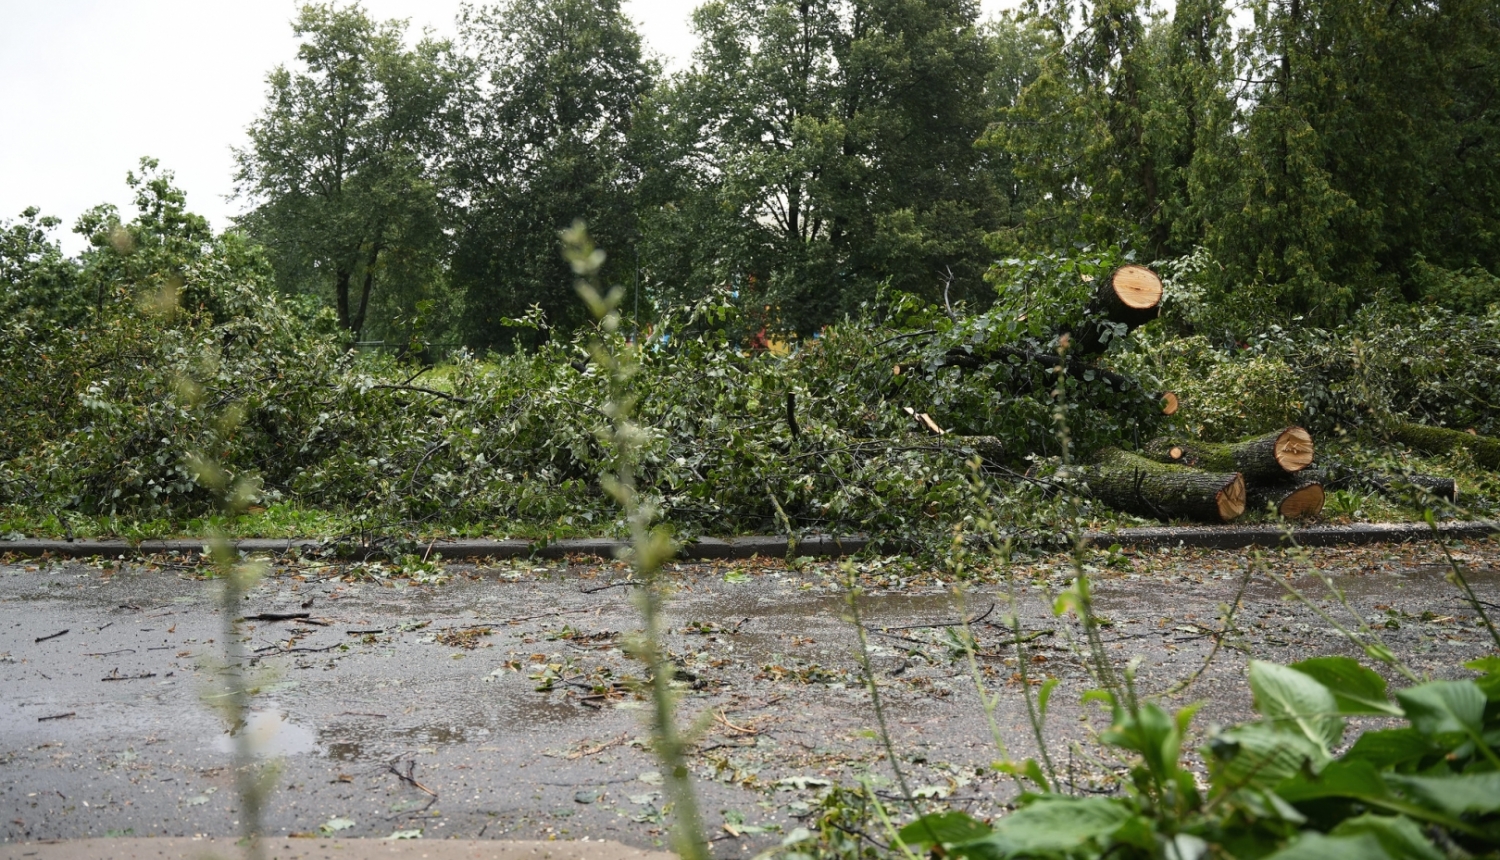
[{"left": 901, "top": 656, "right": 1500, "bottom": 859}]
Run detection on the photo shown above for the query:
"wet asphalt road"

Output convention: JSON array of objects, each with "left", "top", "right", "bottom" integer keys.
[{"left": 2, "top": 540, "right": 1497, "bottom": 855}]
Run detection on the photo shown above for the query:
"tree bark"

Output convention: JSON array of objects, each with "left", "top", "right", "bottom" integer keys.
[
  {"left": 1142, "top": 427, "right": 1314, "bottom": 482},
  {"left": 1246, "top": 475, "right": 1325, "bottom": 519},
  {"left": 1315, "top": 465, "right": 1459, "bottom": 504},
  {"left": 335, "top": 267, "right": 353, "bottom": 332},
  {"left": 1086, "top": 447, "right": 1245, "bottom": 523},
  {"left": 1390, "top": 422, "right": 1500, "bottom": 470},
  {"left": 1365, "top": 472, "right": 1458, "bottom": 503}
]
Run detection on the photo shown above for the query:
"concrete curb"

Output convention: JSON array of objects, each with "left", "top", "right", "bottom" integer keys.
[
  {"left": 2, "top": 522, "right": 1496, "bottom": 561},
  {"left": 0, "top": 534, "right": 869, "bottom": 561},
  {"left": 0, "top": 837, "right": 675, "bottom": 860},
  {"left": 1084, "top": 520, "right": 1500, "bottom": 550}
]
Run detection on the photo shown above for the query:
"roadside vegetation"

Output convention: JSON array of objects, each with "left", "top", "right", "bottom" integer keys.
[
  {"left": 3, "top": 184, "right": 1499, "bottom": 549},
  {"left": 4, "top": 0, "right": 1500, "bottom": 857}
]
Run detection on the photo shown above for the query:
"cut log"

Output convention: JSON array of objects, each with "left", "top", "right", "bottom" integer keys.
[
  {"left": 1247, "top": 477, "right": 1325, "bottom": 519},
  {"left": 1072, "top": 265, "right": 1163, "bottom": 354},
  {"left": 1160, "top": 391, "right": 1179, "bottom": 416},
  {"left": 1143, "top": 427, "right": 1314, "bottom": 482},
  {"left": 1093, "top": 264, "right": 1164, "bottom": 325},
  {"left": 1390, "top": 422, "right": 1500, "bottom": 470},
  {"left": 1087, "top": 447, "right": 1246, "bottom": 523}
]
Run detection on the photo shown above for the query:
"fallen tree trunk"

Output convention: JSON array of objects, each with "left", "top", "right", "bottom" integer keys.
[
  {"left": 1142, "top": 427, "right": 1314, "bottom": 482},
  {"left": 1315, "top": 466, "right": 1459, "bottom": 504},
  {"left": 1364, "top": 472, "right": 1458, "bottom": 503},
  {"left": 1247, "top": 476, "right": 1325, "bottom": 519},
  {"left": 1086, "top": 447, "right": 1246, "bottom": 523},
  {"left": 1390, "top": 422, "right": 1500, "bottom": 470},
  {"left": 1072, "top": 265, "right": 1163, "bottom": 354}
]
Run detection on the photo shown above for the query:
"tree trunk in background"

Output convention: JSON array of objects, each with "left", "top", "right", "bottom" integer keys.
[{"left": 1390, "top": 422, "right": 1500, "bottom": 470}]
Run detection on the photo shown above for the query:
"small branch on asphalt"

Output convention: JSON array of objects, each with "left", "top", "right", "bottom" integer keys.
[
  {"left": 238, "top": 612, "right": 311, "bottom": 622},
  {"left": 502, "top": 605, "right": 615, "bottom": 625},
  {"left": 83, "top": 649, "right": 136, "bottom": 657},
  {"left": 580, "top": 579, "right": 643, "bottom": 594},
  {"left": 881, "top": 602, "right": 995, "bottom": 631},
  {"left": 35, "top": 629, "right": 69, "bottom": 643},
  {"left": 102, "top": 669, "right": 157, "bottom": 681},
  {"left": 38, "top": 712, "right": 76, "bottom": 722},
  {"left": 565, "top": 733, "right": 629, "bottom": 760},
  {"left": 387, "top": 759, "right": 437, "bottom": 797},
  {"left": 253, "top": 642, "right": 342, "bottom": 655}
]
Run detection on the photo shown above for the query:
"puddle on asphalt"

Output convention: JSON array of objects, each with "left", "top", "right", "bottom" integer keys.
[
  {"left": 319, "top": 695, "right": 585, "bottom": 761},
  {"left": 213, "top": 706, "right": 317, "bottom": 758}
]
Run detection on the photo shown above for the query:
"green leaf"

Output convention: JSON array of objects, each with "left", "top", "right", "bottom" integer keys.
[
  {"left": 1277, "top": 759, "right": 1396, "bottom": 804},
  {"left": 1249, "top": 660, "right": 1343, "bottom": 756},
  {"left": 385, "top": 829, "right": 422, "bottom": 840},
  {"left": 1385, "top": 771, "right": 1500, "bottom": 817},
  {"left": 1209, "top": 722, "right": 1323, "bottom": 790},
  {"left": 1262, "top": 830, "right": 1414, "bottom": 860},
  {"left": 1274, "top": 760, "right": 1487, "bottom": 838},
  {"left": 1339, "top": 728, "right": 1438, "bottom": 770},
  {"left": 975, "top": 797, "right": 1133, "bottom": 856},
  {"left": 1395, "top": 680, "right": 1487, "bottom": 742},
  {"left": 1465, "top": 656, "right": 1500, "bottom": 701},
  {"left": 1102, "top": 702, "right": 1181, "bottom": 783},
  {"left": 1037, "top": 677, "right": 1059, "bottom": 720},
  {"left": 1327, "top": 815, "right": 1444, "bottom": 860},
  {"left": 1290, "top": 656, "right": 1401, "bottom": 716},
  {"left": 897, "top": 811, "right": 992, "bottom": 852},
  {"left": 1017, "top": 757, "right": 1049, "bottom": 791}
]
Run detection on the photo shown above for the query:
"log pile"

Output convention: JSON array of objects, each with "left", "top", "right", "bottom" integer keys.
[
  {"left": 890, "top": 266, "right": 1475, "bottom": 525},
  {"left": 1088, "top": 427, "right": 1320, "bottom": 523},
  {"left": 1084, "top": 422, "right": 1472, "bottom": 523}
]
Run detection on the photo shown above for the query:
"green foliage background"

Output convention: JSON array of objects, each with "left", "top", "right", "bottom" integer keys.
[{"left": 6, "top": 0, "right": 1500, "bottom": 541}]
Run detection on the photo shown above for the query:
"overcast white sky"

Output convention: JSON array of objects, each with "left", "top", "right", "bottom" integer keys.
[{"left": 0, "top": 0, "right": 1020, "bottom": 253}]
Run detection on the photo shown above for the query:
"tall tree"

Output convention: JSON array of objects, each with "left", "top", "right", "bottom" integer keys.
[
  {"left": 449, "top": 0, "right": 653, "bottom": 351},
  {"left": 75, "top": 157, "right": 216, "bottom": 314},
  {"left": 1205, "top": 0, "right": 1500, "bottom": 324},
  {"left": 995, "top": 0, "right": 1159, "bottom": 253},
  {"left": 235, "top": 3, "right": 457, "bottom": 342},
  {"left": 1, "top": 207, "right": 82, "bottom": 327},
  {"left": 651, "top": 0, "right": 1007, "bottom": 331}
]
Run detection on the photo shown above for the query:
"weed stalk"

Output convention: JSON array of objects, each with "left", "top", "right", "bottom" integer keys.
[{"left": 565, "top": 223, "right": 707, "bottom": 860}]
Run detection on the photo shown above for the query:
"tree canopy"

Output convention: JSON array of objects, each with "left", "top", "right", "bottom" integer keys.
[{"left": 25, "top": 0, "right": 1500, "bottom": 351}]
